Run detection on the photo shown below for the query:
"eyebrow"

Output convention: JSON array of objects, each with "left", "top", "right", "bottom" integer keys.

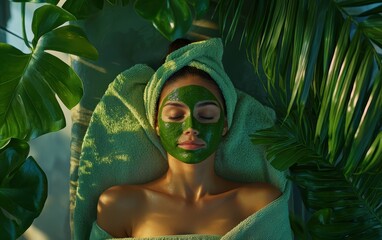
[
  {"left": 196, "top": 101, "right": 219, "bottom": 107},
  {"left": 163, "top": 102, "right": 187, "bottom": 108}
]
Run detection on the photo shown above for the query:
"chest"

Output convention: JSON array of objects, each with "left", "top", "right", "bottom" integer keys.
[{"left": 131, "top": 194, "right": 248, "bottom": 237}]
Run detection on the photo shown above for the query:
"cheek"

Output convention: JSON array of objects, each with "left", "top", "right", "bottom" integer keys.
[
  {"left": 197, "top": 120, "right": 225, "bottom": 142},
  {"left": 159, "top": 122, "right": 183, "bottom": 140}
]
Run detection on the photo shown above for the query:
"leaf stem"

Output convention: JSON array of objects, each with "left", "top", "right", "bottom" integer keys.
[{"left": 21, "top": 2, "right": 32, "bottom": 49}]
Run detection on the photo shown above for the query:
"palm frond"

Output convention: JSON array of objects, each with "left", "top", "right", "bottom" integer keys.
[{"left": 217, "top": 0, "right": 382, "bottom": 238}]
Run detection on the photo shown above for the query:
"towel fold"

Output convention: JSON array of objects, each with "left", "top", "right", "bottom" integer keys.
[
  {"left": 90, "top": 222, "right": 221, "bottom": 240},
  {"left": 74, "top": 38, "right": 291, "bottom": 240}
]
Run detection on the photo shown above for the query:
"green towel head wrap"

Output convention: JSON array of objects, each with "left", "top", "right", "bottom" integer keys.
[{"left": 144, "top": 38, "right": 237, "bottom": 130}]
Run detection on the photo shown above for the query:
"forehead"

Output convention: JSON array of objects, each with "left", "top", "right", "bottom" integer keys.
[{"left": 159, "top": 74, "right": 223, "bottom": 106}]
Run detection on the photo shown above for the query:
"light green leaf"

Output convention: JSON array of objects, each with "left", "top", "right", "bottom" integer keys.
[
  {"left": 360, "top": 131, "right": 382, "bottom": 173},
  {"left": 0, "top": 5, "right": 98, "bottom": 146},
  {"left": 36, "top": 25, "right": 98, "bottom": 59},
  {"left": 32, "top": 5, "right": 76, "bottom": 45}
]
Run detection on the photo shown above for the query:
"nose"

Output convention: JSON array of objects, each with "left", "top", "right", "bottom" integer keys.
[{"left": 183, "top": 128, "right": 199, "bottom": 136}]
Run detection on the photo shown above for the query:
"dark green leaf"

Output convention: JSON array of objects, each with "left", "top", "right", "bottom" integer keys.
[
  {"left": 62, "top": 0, "right": 104, "bottom": 19},
  {"left": 361, "top": 15, "right": 382, "bottom": 48},
  {"left": 186, "top": 0, "right": 209, "bottom": 18},
  {"left": 121, "top": 0, "right": 130, "bottom": 5},
  {"left": 345, "top": 71, "right": 382, "bottom": 175},
  {"left": 32, "top": 4, "right": 76, "bottom": 45},
  {"left": 357, "top": 4, "right": 382, "bottom": 17},
  {"left": 134, "top": 0, "right": 163, "bottom": 19},
  {"left": 11, "top": 0, "right": 58, "bottom": 3},
  {"left": 0, "top": 139, "right": 47, "bottom": 239},
  {"left": 344, "top": 47, "right": 373, "bottom": 141},
  {"left": 336, "top": 0, "right": 382, "bottom": 7},
  {"left": 135, "top": 0, "right": 193, "bottom": 40},
  {"left": 107, "top": 0, "right": 117, "bottom": 4},
  {"left": 289, "top": 213, "right": 309, "bottom": 240},
  {"left": 315, "top": 19, "right": 352, "bottom": 141}
]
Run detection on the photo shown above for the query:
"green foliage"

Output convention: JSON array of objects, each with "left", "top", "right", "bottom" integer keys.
[
  {"left": 62, "top": 0, "right": 104, "bottom": 19},
  {"left": 218, "top": 0, "right": 382, "bottom": 238},
  {"left": 11, "top": 0, "right": 59, "bottom": 4},
  {"left": 1, "top": 4, "right": 98, "bottom": 237},
  {"left": 62, "top": 0, "right": 209, "bottom": 40},
  {"left": 0, "top": 139, "right": 47, "bottom": 239},
  {"left": 0, "top": 5, "right": 98, "bottom": 149},
  {"left": 134, "top": 0, "right": 209, "bottom": 40}
]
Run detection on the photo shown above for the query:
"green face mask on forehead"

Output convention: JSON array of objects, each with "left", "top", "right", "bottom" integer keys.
[{"left": 158, "top": 85, "right": 225, "bottom": 164}]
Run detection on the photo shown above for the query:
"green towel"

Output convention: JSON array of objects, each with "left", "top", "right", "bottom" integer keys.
[
  {"left": 74, "top": 39, "right": 291, "bottom": 240},
  {"left": 144, "top": 38, "right": 237, "bottom": 129},
  {"left": 90, "top": 221, "right": 221, "bottom": 240}
]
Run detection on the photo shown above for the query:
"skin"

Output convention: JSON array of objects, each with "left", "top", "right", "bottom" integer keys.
[
  {"left": 158, "top": 85, "right": 225, "bottom": 164},
  {"left": 97, "top": 74, "right": 282, "bottom": 237}
]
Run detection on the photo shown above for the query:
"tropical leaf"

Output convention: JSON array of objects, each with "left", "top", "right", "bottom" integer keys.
[
  {"left": 134, "top": 0, "right": 209, "bottom": 41},
  {"left": 134, "top": 0, "right": 191, "bottom": 41},
  {"left": 106, "top": 0, "right": 130, "bottom": 6},
  {"left": 62, "top": 0, "right": 104, "bottom": 19},
  {"left": 0, "top": 139, "right": 47, "bottom": 239},
  {"left": 219, "top": 0, "right": 382, "bottom": 238},
  {"left": 11, "top": 0, "right": 58, "bottom": 3},
  {"left": 186, "top": 0, "right": 209, "bottom": 19},
  {"left": 0, "top": 4, "right": 98, "bottom": 148}
]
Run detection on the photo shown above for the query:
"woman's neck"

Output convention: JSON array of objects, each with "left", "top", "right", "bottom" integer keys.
[{"left": 163, "top": 153, "right": 219, "bottom": 202}]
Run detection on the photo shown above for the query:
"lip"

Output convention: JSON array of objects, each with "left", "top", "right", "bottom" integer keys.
[{"left": 177, "top": 141, "right": 205, "bottom": 150}]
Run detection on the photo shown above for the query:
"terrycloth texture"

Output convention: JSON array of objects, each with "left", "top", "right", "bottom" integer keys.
[
  {"left": 90, "top": 222, "right": 221, "bottom": 240},
  {"left": 74, "top": 38, "right": 291, "bottom": 240}
]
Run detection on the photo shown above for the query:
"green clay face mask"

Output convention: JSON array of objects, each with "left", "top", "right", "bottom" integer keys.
[{"left": 158, "top": 85, "right": 225, "bottom": 164}]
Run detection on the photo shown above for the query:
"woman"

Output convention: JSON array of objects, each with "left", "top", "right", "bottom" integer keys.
[{"left": 94, "top": 40, "right": 282, "bottom": 238}]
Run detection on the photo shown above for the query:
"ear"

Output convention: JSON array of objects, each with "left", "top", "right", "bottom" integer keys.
[
  {"left": 222, "top": 119, "right": 228, "bottom": 136},
  {"left": 155, "top": 125, "right": 160, "bottom": 136}
]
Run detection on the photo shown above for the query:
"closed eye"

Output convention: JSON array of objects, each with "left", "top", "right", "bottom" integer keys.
[
  {"left": 198, "top": 115, "right": 214, "bottom": 120},
  {"left": 168, "top": 115, "right": 184, "bottom": 120}
]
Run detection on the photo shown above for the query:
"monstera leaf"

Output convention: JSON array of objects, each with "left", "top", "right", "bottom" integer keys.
[
  {"left": 62, "top": 0, "right": 104, "bottom": 19},
  {"left": 0, "top": 4, "right": 98, "bottom": 148},
  {"left": 62, "top": 0, "right": 130, "bottom": 19},
  {"left": 0, "top": 139, "right": 47, "bottom": 239},
  {"left": 134, "top": 0, "right": 209, "bottom": 40}
]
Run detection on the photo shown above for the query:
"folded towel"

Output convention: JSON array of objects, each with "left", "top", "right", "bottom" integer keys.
[
  {"left": 73, "top": 38, "right": 291, "bottom": 240},
  {"left": 90, "top": 221, "right": 221, "bottom": 240}
]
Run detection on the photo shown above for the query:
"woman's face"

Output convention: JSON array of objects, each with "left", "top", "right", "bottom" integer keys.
[{"left": 157, "top": 75, "right": 226, "bottom": 164}]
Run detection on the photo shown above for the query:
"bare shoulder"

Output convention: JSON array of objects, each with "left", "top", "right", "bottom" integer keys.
[
  {"left": 97, "top": 184, "right": 145, "bottom": 237},
  {"left": 237, "top": 182, "right": 282, "bottom": 213}
]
